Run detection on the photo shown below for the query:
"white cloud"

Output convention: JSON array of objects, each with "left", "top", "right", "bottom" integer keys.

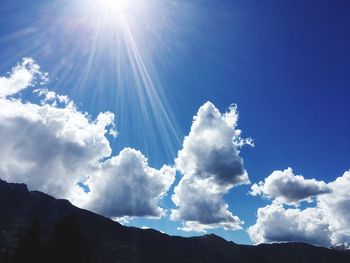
[
  {"left": 249, "top": 169, "right": 350, "bottom": 247},
  {"left": 250, "top": 167, "right": 330, "bottom": 205},
  {"left": 0, "top": 58, "right": 174, "bottom": 218},
  {"left": 172, "top": 175, "right": 244, "bottom": 232},
  {"left": 0, "top": 58, "right": 48, "bottom": 98},
  {"left": 248, "top": 204, "right": 332, "bottom": 247},
  {"left": 0, "top": 92, "right": 114, "bottom": 197},
  {"left": 34, "top": 88, "right": 72, "bottom": 108},
  {"left": 79, "top": 148, "right": 175, "bottom": 217},
  {"left": 171, "top": 102, "right": 252, "bottom": 232},
  {"left": 318, "top": 170, "right": 350, "bottom": 245}
]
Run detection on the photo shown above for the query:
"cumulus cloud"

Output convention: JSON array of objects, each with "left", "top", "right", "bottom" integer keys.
[
  {"left": 79, "top": 148, "right": 175, "bottom": 217},
  {"left": 248, "top": 204, "right": 332, "bottom": 247},
  {"left": 171, "top": 102, "right": 252, "bottom": 232},
  {"left": 171, "top": 175, "right": 244, "bottom": 232},
  {"left": 318, "top": 170, "right": 350, "bottom": 245},
  {"left": 0, "top": 87, "right": 114, "bottom": 197},
  {"left": 0, "top": 58, "right": 174, "bottom": 218},
  {"left": 250, "top": 167, "right": 330, "bottom": 205},
  {"left": 249, "top": 169, "right": 350, "bottom": 247}
]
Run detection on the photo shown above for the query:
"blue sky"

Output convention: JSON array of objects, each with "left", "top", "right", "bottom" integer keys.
[{"left": 0, "top": 0, "right": 349, "bottom": 245}]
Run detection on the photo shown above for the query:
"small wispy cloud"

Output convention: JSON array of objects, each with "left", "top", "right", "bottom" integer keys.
[{"left": 0, "top": 58, "right": 48, "bottom": 98}]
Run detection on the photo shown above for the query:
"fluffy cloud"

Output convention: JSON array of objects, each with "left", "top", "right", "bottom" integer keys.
[
  {"left": 248, "top": 204, "right": 332, "bottom": 247},
  {"left": 171, "top": 175, "right": 244, "bottom": 232},
  {"left": 249, "top": 169, "right": 350, "bottom": 247},
  {"left": 250, "top": 167, "right": 330, "bottom": 205},
  {"left": 171, "top": 102, "right": 252, "bottom": 232},
  {"left": 79, "top": 148, "right": 175, "bottom": 217},
  {"left": 0, "top": 92, "right": 114, "bottom": 198},
  {"left": 0, "top": 58, "right": 174, "bottom": 218},
  {"left": 0, "top": 58, "right": 48, "bottom": 98},
  {"left": 318, "top": 171, "right": 350, "bottom": 244}
]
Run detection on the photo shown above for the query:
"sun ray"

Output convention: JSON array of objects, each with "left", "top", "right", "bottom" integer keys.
[{"left": 63, "top": 0, "right": 183, "bottom": 161}]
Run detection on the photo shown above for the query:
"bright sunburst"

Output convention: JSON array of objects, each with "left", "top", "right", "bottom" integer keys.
[
  {"left": 73, "top": 0, "right": 181, "bottom": 159},
  {"left": 91, "top": 0, "right": 139, "bottom": 19},
  {"left": 86, "top": 0, "right": 148, "bottom": 21}
]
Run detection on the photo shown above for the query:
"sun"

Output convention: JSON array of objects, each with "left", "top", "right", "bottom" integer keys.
[
  {"left": 70, "top": 0, "right": 181, "bottom": 158},
  {"left": 92, "top": 0, "right": 138, "bottom": 17},
  {"left": 97, "top": 0, "right": 127, "bottom": 11},
  {"left": 81, "top": 0, "right": 147, "bottom": 29}
]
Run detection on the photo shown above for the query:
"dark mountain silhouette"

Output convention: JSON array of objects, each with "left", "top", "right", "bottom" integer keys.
[
  {"left": 12, "top": 219, "right": 43, "bottom": 263},
  {"left": 47, "top": 214, "right": 91, "bottom": 263},
  {"left": 330, "top": 243, "right": 350, "bottom": 253},
  {"left": 0, "top": 179, "right": 349, "bottom": 263}
]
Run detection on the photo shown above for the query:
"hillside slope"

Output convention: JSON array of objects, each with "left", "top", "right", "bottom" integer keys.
[{"left": 0, "top": 179, "right": 349, "bottom": 263}]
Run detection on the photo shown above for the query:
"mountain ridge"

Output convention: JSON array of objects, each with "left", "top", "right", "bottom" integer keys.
[{"left": 0, "top": 179, "right": 349, "bottom": 263}]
